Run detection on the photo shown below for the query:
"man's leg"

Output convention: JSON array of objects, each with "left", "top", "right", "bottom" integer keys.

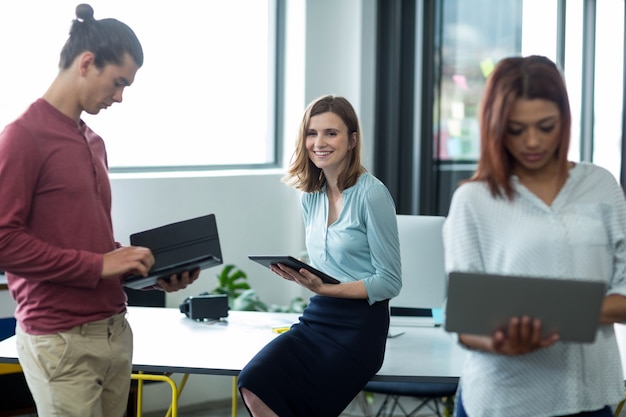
[
  {"left": 101, "top": 314, "right": 133, "bottom": 417},
  {"left": 16, "top": 313, "right": 132, "bottom": 417}
]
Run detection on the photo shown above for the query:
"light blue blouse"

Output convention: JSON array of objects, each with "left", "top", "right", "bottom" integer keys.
[
  {"left": 443, "top": 162, "right": 626, "bottom": 417},
  {"left": 301, "top": 172, "right": 402, "bottom": 304}
]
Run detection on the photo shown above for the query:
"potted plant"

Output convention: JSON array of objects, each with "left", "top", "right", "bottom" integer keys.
[{"left": 210, "top": 264, "right": 306, "bottom": 313}]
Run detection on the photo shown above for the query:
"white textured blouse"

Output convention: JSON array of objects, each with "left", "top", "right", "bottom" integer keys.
[{"left": 443, "top": 162, "right": 626, "bottom": 417}]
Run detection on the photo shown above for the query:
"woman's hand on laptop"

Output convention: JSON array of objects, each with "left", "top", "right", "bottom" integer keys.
[
  {"left": 157, "top": 268, "right": 201, "bottom": 292},
  {"left": 492, "top": 316, "right": 559, "bottom": 355},
  {"left": 459, "top": 316, "right": 559, "bottom": 355}
]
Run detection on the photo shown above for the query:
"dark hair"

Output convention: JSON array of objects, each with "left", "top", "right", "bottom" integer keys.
[
  {"left": 284, "top": 95, "right": 365, "bottom": 192},
  {"left": 58, "top": 3, "right": 143, "bottom": 69},
  {"left": 471, "top": 55, "right": 571, "bottom": 199}
]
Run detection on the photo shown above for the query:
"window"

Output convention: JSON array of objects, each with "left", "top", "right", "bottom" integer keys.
[
  {"left": 434, "top": 0, "right": 624, "bottom": 177},
  {"left": 593, "top": 0, "right": 624, "bottom": 180},
  {"left": 423, "top": 0, "right": 624, "bottom": 215},
  {"left": 0, "top": 0, "right": 281, "bottom": 172},
  {"left": 435, "top": 0, "right": 523, "bottom": 162}
]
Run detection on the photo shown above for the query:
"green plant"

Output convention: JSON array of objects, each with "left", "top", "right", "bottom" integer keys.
[
  {"left": 210, "top": 264, "right": 307, "bottom": 313},
  {"left": 232, "top": 288, "right": 268, "bottom": 312},
  {"left": 211, "top": 264, "right": 252, "bottom": 306}
]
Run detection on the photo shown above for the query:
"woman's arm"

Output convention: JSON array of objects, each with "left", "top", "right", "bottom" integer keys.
[{"left": 600, "top": 294, "right": 626, "bottom": 324}]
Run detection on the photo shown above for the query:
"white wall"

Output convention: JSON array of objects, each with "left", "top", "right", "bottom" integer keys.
[
  {"left": 116, "top": 0, "right": 378, "bottom": 411},
  {"left": 0, "top": 282, "right": 16, "bottom": 320},
  {"left": 304, "top": 0, "right": 377, "bottom": 171},
  {"left": 111, "top": 171, "right": 306, "bottom": 309},
  {"left": 110, "top": 172, "right": 307, "bottom": 410}
]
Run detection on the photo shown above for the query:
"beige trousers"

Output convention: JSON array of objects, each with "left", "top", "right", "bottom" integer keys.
[{"left": 16, "top": 312, "right": 133, "bottom": 417}]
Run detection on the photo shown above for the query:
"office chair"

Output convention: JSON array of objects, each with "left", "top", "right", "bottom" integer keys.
[
  {"left": 363, "top": 379, "right": 457, "bottom": 417},
  {"left": 0, "top": 314, "right": 37, "bottom": 417},
  {"left": 363, "top": 307, "right": 457, "bottom": 417},
  {"left": 616, "top": 382, "right": 626, "bottom": 417},
  {"left": 0, "top": 364, "right": 37, "bottom": 417}
]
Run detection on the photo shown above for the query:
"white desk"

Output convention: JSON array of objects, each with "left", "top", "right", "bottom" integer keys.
[{"left": 0, "top": 306, "right": 466, "bottom": 383}]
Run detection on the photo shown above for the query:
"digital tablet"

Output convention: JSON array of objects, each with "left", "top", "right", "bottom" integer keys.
[
  {"left": 445, "top": 271, "right": 606, "bottom": 343},
  {"left": 123, "top": 214, "right": 223, "bottom": 289},
  {"left": 248, "top": 256, "right": 340, "bottom": 284}
]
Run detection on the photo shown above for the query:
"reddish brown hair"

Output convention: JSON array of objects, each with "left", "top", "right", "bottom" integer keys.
[{"left": 471, "top": 55, "right": 571, "bottom": 199}]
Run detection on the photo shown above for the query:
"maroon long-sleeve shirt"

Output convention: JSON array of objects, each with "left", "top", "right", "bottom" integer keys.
[{"left": 0, "top": 99, "right": 126, "bottom": 334}]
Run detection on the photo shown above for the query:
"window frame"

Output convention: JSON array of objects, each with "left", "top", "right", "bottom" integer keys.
[{"left": 107, "top": 0, "right": 287, "bottom": 174}]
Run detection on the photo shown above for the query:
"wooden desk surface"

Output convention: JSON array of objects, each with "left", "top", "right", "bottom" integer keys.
[
  {"left": 0, "top": 306, "right": 467, "bottom": 382},
  {"left": 0, "top": 274, "right": 7, "bottom": 291}
]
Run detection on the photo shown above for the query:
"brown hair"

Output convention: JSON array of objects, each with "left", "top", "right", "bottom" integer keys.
[
  {"left": 284, "top": 95, "right": 365, "bottom": 192},
  {"left": 59, "top": 3, "right": 144, "bottom": 69},
  {"left": 470, "top": 55, "right": 571, "bottom": 199}
]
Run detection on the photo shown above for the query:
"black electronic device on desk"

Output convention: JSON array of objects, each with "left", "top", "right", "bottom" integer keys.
[
  {"left": 124, "top": 214, "right": 223, "bottom": 290},
  {"left": 179, "top": 293, "right": 229, "bottom": 321}
]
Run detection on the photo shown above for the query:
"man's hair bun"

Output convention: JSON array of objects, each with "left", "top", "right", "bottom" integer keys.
[{"left": 75, "top": 4, "right": 95, "bottom": 22}]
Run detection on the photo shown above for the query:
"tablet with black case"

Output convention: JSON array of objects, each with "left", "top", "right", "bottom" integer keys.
[
  {"left": 124, "top": 214, "right": 223, "bottom": 290},
  {"left": 248, "top": 255, "right": 340, "bottom": 284}
]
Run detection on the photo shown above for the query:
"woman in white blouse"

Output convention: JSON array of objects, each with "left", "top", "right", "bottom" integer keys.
[{"left": 444, "top": 55, "right": 626, "bottom": 417}]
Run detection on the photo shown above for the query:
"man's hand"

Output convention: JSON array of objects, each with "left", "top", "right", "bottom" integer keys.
[
  {"left": 156, "top": 268, "right": 201, "bottom": 292},
  {"left": 102, "top": 246, "right": 154, "bottom": 279}
]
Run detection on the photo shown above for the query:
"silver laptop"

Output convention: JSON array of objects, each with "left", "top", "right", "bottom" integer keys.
[{"left": 445, "top": 271, "right": 606, "bottom": 343}]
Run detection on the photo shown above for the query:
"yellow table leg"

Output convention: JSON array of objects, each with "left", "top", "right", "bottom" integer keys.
[
  {"left": 616, "top": 396, "right": 626, "bottom": 417},
  {"left": 165, "top": 373, "right": 189, "bottom": 417},
  {"left": 232, "top": 376, "right": 238, "bottom": 417},
  {"left": 137, "top": 375, "right": 144, "bottom": 417},
  {"left": 131, "top": 372, "right": 181, "bottom": 417}
]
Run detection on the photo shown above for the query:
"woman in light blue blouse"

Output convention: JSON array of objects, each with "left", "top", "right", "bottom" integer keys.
[
  {"left": 238, "top": 95, "right": 402, "bottom": 417},
  {"left": 444, "top": 55, "right": 626, "bottom": 417}
]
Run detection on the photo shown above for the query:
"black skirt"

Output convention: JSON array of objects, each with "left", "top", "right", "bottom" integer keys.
[{"left": 238, "top": 295, "right": 390, "bottom": 417}]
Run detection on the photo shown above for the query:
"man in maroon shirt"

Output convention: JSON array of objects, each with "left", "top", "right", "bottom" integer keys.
[{"left": 0, "top": 4, "right": 198, "bottom": 416}]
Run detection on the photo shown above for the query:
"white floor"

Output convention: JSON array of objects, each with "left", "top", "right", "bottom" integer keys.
[{"left": 142, "top": 392, "right": 450, "bottom": 417}]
